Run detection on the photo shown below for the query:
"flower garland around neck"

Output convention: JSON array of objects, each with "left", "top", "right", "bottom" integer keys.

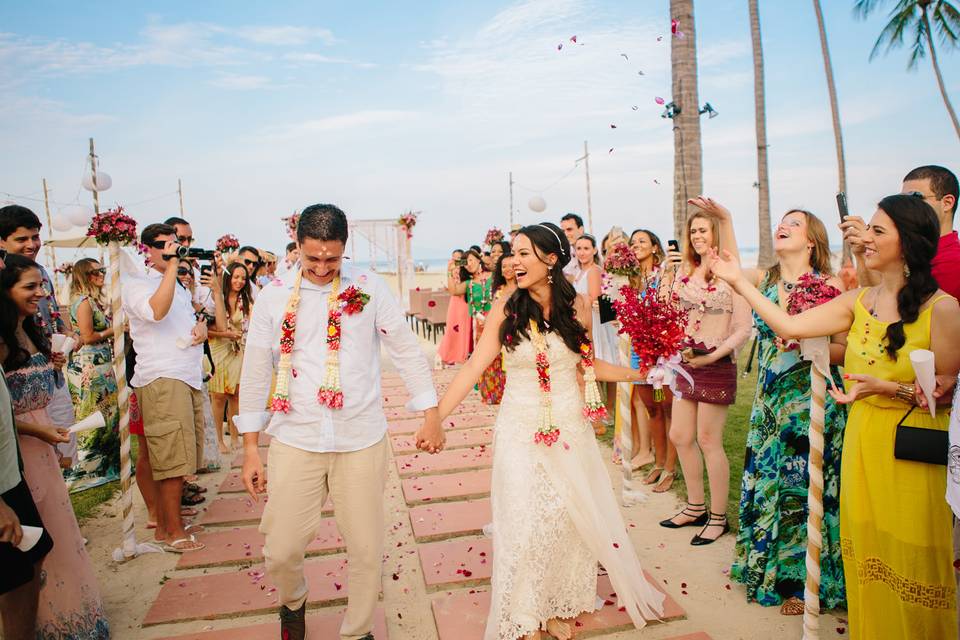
[
  {"left": 528, "top": 319, "right": 607, "bottom": 447},
  {"left": 271, "top": 270, "right": 370, "bottom": 413}
]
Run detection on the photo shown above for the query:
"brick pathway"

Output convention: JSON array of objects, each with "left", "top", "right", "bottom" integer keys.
[{"left": 138, "top": 368, "right": 711, "bottom": 639}]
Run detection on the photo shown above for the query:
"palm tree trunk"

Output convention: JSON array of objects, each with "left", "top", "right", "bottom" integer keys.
[
  {"left": 749, "top": 0, "right": 773, "bottom": 269},
  {"left": 670, "top": 0, "right": 703, "bottom": 244},
  {"left": 922, "top": 8, "right": 960, "bottom": 140},
  {"left": 812, "top": 0, "right": 852, "bottom": 264}
]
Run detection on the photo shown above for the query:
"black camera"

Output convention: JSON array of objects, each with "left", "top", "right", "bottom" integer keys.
[{"left": 173, "top": 246, "right": 216, "bottom": 261}]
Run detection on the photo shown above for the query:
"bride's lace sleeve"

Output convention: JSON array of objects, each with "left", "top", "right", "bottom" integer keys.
[{"left": 720, "top": 292, "right": 753, "bottom": 361}]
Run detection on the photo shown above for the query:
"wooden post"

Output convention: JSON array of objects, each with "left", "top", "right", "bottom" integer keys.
[
  {"left": 509, "top": 172, "right": 514, "bottom": 229},
  {"left": 41, "top": 178, "right": 58, "bottom": 274},
  {"left": 88, "top": 139, "right": 104, "bottom": 263},
  {"left": 583, "top": 141, "right": 594, "bottom": 234}
]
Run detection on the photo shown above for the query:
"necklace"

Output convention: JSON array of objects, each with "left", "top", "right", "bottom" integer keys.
[{"left": 528, "top": 320, "right": 607, "bottom": 447}]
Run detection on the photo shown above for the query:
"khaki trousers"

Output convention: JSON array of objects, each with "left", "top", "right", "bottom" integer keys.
[{"left": 260, "top": 437, "right": 388, "bottom": 640}]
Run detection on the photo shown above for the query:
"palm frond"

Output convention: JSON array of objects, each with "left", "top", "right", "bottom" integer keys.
[
  {"left": 908, "top": 17, "right": 928, "bottom": 67},
  {"left": 853, "top": 0, "right": 886, "bottom": 19},
  {"left": 932, "top": 1, "right": 960, "bottom": 45},
  {"left": 869, "top": 4, "right": 920, "bottom": 59}
]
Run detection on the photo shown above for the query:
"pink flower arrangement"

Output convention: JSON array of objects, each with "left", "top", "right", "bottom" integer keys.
[
  {"left": 54, "top": 262, "right": 74, "bottom": 277},
  {"left": 602, "top": 242, "right": 642, "bottom": 277},
  {"left": 87, "top": 206, "right": 138, "bottom": 246},
  {"left": 398, "top": 211, "right": 418, "bottom": 239},
  {"left": 484, "top": 227, "right": 504, "bottom": 247},
  {"left": 282, "top": 213, "right": 300, "bottom": 241},
  {"left": 216, "top": 234, "right": 240, "bottom": 253}
]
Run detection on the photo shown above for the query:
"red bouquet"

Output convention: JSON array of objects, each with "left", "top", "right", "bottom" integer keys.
[
  {"left": 87, "top": 206, "right": 138, "bottom": 246},
  {"left": 484, "top": 227, "right": 504, "bottom": 247},
  {"left": 613, "top": 285, "right": 688, "bottom": 373},
  {"left": 338, "top": 285, "right": 370, "bottom": 316},
  {"left": 777, "top": 273, "right": 841, "bottom": 351}
]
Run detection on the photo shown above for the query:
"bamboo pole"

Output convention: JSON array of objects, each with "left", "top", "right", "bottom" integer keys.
[
  {"left": 801, "top": 337, "right": 829, "bottom": 639},
  {"left": 178, "top": 178, "right": 184, "bottom": 216},
  {"left": 508, "top": 172, "right": 514, "bottom": 230}
]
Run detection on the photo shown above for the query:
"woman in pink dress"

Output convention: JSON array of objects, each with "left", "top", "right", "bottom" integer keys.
[
  {"left": 438, "top": 249, "right": 472, "bottom": 365},
  {"left": 1, "top": 255, "right": 109, "bottom": 638}
]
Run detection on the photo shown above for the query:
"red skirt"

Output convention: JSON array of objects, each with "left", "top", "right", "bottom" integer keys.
[{"left": 673, "top": 349, "right": 737, "bottom": 406}]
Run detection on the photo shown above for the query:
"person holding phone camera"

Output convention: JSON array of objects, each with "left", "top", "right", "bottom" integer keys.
[
  {"left": 122, "top": 223, "right": 226, "bottom": 553},
  {"left": 709, "top": 193, "right": 960, "bottom": 638},
  {"left": 658, "top": 209, "right": 751, "bottom": 546}
]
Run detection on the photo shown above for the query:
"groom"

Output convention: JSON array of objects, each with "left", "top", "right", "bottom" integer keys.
[{"left": 237, "top": 204, "right": 444, "bottom": 640}]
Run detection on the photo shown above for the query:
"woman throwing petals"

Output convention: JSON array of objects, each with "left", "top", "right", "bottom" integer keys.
[
  {"left": 416, "top": 223, "right": 664, "bottom": 640},
  {"left": 708, "top": 193, "right": 960, "bottom": 639}
]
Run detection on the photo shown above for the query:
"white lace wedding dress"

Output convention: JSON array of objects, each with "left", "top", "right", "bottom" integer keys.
[{"left": 486, "top": 332, "right": 665, "bottom": 639}]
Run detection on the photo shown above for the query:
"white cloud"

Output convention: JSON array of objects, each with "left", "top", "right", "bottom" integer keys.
[
  {"left": 233, "top": 26, "right": 335, "bottom": 46},
  {"left": 211, "top": 73, "right": 273, "bottom": 90},
  {"left": 261, "top": 110, "right": 419, "bottom": 140},
  {"left": 283, "top": 52, "right": 377, "bottom": 69}
]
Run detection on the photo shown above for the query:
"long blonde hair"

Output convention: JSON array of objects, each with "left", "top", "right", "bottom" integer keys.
[
  {"left": 766, "top": 209, "right": 834, "bottom": 283},
  {"left": 69, "top": 258, "right": 106, "bottom": 307}
]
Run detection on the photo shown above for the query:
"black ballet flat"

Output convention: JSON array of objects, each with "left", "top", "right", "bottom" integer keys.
[
  {"left": 659, "top": 503, "right": 708, "bottom": 529},
  {"left": 690, "top": 512, "right": 730, "bottom": 546}
]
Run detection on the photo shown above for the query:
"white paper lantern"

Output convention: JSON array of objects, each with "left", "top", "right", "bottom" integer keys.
[
  {"left": 64, "top": 205, "right": 94, "bottom": 227},
  {"left": 51, "top": 214, "right": 73, "bottom": 232},
  {"left": 81, "top": 171, "right": 112, "bottom": 192},
  {"left": 528, "top": 195, "right": 547, "bottom": 213}
]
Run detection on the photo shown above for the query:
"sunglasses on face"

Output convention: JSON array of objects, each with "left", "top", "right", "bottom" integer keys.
[
  {"left": 92, "top": 268, "right": 106, "bottom": 275},
  {"left": 177, "top": 267, "right": 191, "bottom": 276},
  {"left": 0, "top": 249, "right": 7, "bottom": 261},
  {"left": 146, "top": 240, "right": 169, "bottom": 250},
  {"left": 243, "top": 259, "right": 261, "bottom": 267}
]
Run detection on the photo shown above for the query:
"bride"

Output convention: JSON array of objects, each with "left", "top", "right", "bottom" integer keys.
[{"left": 416, "top": 223, "right": 665, "bottom": 640}]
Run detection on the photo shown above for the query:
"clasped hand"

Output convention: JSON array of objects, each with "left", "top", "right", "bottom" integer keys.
[{"left": 414, "top": 412, "right": 445, "bottom": 454}]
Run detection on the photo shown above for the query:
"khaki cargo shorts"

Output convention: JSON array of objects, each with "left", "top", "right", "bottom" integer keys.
[{"left": 136, "top": 378, "right": 206, "bottom": 481}]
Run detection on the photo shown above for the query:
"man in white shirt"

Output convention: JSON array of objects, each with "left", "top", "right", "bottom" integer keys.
[
  {"left": 123, "top": 223, "right": 217, "bottom": 553},
  {"left": 237, "top": 204, "right": 442, "bottom": 640},
  {"left": 560, "top": 212, "right": 584, "bottom": 280},
  {"left": 165, "top": 216, "right": 217, "bottom": 315}
]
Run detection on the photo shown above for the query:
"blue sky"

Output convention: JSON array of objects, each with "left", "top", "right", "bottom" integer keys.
[{"left": 1, "top": 0, "right": 957, "bottom": 261}]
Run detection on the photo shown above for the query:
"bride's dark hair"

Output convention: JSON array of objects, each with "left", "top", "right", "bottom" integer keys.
[
  {"left": 499, "top": 222, "right": 588, "bottom": 354},
  {"left": 878, "top": 193, "right": 940, "bottom": 358}
]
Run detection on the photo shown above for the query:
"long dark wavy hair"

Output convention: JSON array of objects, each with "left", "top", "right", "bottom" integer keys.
[
  {"left": 878, "top": 193, "right": 941, "bottom": 358},
  {"left": 222, "top": 261, "right": 253, "bottom": 318},
  {"left": 491, "top": 250, "right": 514, "bottom": 297},
  {"left": 499, "top": 223, "right": 588, "bottom": 354},
  {"left": 0, "top": 254, "right": 50, "bottom": 370}
]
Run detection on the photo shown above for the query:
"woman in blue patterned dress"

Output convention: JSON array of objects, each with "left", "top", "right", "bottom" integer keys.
[
  {"left": 66, "top": 258, "right": 119, "bottom": 482},
  {"left": 1, "top": 254, "right": 109, "bottom": 638},
  {"left": 693, "top": 197, "right": 848, "bottom": 614}
]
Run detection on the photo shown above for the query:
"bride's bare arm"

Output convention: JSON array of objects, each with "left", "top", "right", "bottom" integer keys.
[
  {"left": 592, "top": 358, "right": 645, "bottom": 383},
  {"left": 437, "top": 300, "right": 507, "bottom": 421}
]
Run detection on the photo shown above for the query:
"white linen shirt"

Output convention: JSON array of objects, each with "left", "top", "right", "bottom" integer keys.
[
  {"left": 235, "top": 263, "right": 437, "bottom": 453},
  {"left": 122, "top": 268, "right": 204, "bottom": 389}
]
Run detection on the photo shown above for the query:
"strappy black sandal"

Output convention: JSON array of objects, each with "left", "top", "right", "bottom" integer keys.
[
  {"left": 658, "top": 502, "right": 708, "bottom": 529},
  {"left": 690, "top": 511, "right": 730, "bottom": 546}
]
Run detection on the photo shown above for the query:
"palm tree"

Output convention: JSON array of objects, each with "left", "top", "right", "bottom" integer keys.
[
  {"left": 812, "top": 0, "right": 855, "bottom": 272},
  {"left": 670, "top": 0, "right": 703, "bottom": 243},
  {"left": 854, "top": 0, "right": 960, "bottom": 140},
  {"left": 749, "top": 0, "right": 774, "bottom": 268}
]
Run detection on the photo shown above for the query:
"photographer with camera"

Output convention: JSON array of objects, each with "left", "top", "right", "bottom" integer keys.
[{"left": 122, "top": 223, "right": 225, "bottom": 553}]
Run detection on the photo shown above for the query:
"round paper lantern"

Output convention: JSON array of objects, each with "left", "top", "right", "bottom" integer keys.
[
  {"left": 51, "top": 214, "right": 73, "bottom": 232},
  {"left": 81, "top": 171, "right": 112, "bottom": 192},
  {"left": 528, "top": 195, "right": 547, "bottom": 213},
  {"left": 64, "top": 204, "right": 94, "bottom": 227}
]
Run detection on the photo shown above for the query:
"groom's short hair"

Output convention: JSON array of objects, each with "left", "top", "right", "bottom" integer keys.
[{"left": 297, "top": 204, "right": 348, "bottom": 245}]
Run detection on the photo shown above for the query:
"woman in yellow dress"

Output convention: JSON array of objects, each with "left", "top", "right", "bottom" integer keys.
[
  {"left": 709, "top": 193, "right": 960, "bottom": 638},
  {"left": 208, "top": 262, "right": 253, "bottom": 452}
]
